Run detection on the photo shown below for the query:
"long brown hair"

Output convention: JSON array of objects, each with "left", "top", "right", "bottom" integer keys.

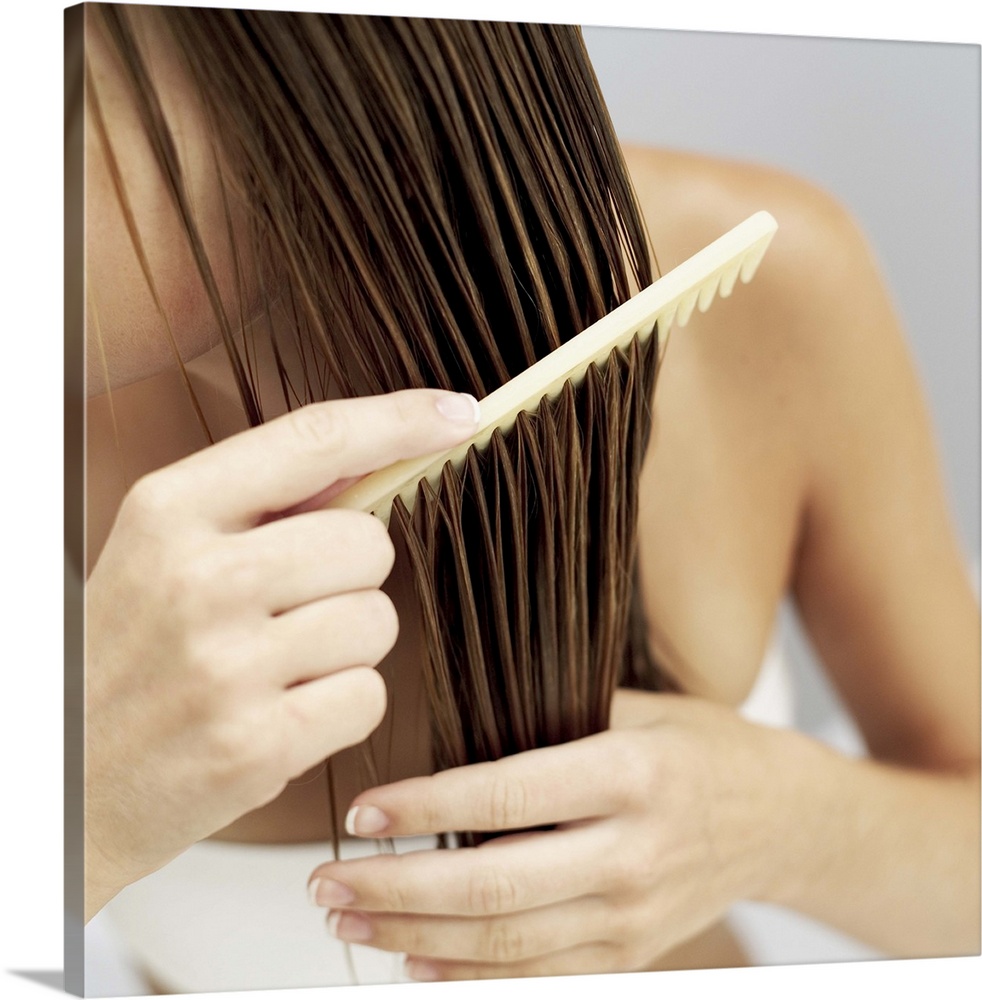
[{"left": 87, "top": 4, "right": 670, "bottom": 842}]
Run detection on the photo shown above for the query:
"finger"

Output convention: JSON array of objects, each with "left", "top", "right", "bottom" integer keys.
[
  {"left": 277, "top": 666, "right": 387, "bottom": 774},
  {"left": 403, "top": 942, "right": 625, "bottom": 982},
  {"left": 155, "top": 389, "right": 480, "bottom": 528},
  {"left": 261, "top": 589, "right": 398, "bottom": 685},
  {"left": 326, "top": 896, "right": 610, "bottom": 964},
  {"left": 246, "top": 509, "right": 395, "bottom": 613},
  {"left": 344, "top": 732, "right": 633, "bottom": 837},
  {"left": 308, "top": 823, "right": 615, "bottom": 916}
]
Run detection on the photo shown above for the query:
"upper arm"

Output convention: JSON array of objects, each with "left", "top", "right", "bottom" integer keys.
[{"left": 782, "top": 188, "right": 980, "bottom": 771}]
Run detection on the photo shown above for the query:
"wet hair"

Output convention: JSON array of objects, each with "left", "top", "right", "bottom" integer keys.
[{"left": 86, "top": 3, "right": 672, "bottom": 843}]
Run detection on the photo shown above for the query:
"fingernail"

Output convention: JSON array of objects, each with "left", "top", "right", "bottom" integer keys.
[
  {"left": 345, "top": 805, "right": 390, "bottom": 837},
  {"left": 327, "top": 910, "right": 373, "bottom": 943},
  {"left": 435, "top": 392, "right": 480, "bottom": 424},
  {"left": 309, "top": 877, "right": 355, "bottom": 908},
  {"left": 405, "top": 958, "right": 441, "bottom": 982}
]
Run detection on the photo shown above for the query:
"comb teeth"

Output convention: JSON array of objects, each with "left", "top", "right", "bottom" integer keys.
[
  {"left": 697, "top": 274, "right": 722, "bottom": 312},
  {"left": 739, "top": 237, "right": 772, "bottom": 283},
  {"left": 329, "top": 211, "right": 778, "bottom": 523},
  {"left": 719, "top": 262, "right": 741, "bottom": 298},
  {"left": 674, "top": 228, "right": 775, "bottom": 328}
]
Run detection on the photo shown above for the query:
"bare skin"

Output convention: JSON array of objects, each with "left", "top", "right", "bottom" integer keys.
[{"left": 82, "top": 10, "right": 979, "bottom": 976}]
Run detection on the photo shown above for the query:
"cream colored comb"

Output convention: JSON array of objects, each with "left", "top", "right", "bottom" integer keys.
[{"left": 330, "top": 210, "right": 777, "bottom": 524}]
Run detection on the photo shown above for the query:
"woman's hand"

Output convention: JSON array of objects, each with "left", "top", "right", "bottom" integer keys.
[
  {"left": 308, "top": 692, "right": 795, "bottom": 980},
  {"left": 84, "top": 389, "right": 480, "bottom": 920}
]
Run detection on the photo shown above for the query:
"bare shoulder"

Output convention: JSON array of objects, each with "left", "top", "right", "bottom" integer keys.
[
  {"left": 622, "top": 143, "right": 906, "bottom": 472},
  {"left": 622, "top": 144, "right": 862, "bottom": 271},
  {"left": 621, "top": 144, "right": 882, "bottom": 360}
]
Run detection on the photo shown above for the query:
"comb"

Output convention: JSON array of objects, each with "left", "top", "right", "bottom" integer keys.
[{"left": 329, "top": 210, "right": 778, "bottom": 524}]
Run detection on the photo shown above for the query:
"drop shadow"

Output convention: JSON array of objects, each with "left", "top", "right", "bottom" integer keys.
[{"left": 8, "top": 970, "right": 66, "bottom": 993}]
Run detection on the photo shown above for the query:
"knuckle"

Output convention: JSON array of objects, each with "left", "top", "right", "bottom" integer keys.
[
  {"left": 363, "top": 667, "right": 389, "bottom": 723},
  {"left": 341, "top": 512, "right": 395, "bottom": 579},
  {"left": 356, "top": 591, "right": 400, "bottom": 663},
  {"left": 482, "top": 920, "right": 527, "bottom": 964},
  {"left": 207, "top": 711, "right": 264, "bottom": 773},
  {"left": 384, "top": 875, "right": 413, "bottom": 914},
  {"left": 169, "top": 559, "right": 209, "bottom": 607},
  {"left": 374, "top": 589, "right": 400, "bottom": 646},
  {"left": 394, "top": 919, "right": 424, "bottom": 955},
  {"left": 368, "top": 521, "right": 397, "bottom": 577},
  {"left": 182, "top": 630, "right": 224, "bottom": 680},
  {"left": 417, "top": 795, "right": 444, "bottom": 836},
  {"left": 605, "top": 894, "right": 644, "bottom": 941},
  {"left": 389, "top": 389, "right": 421, "bottom": 428},
  {"left": 486, "top": 774, "right": 529, "bottom": 831},
  {"left": 198, "top": 542, "right": 256, "bottom": 598},
  {"left": 160, "top": 544, "right": 231, "bottom": 619},
  {"left": 467, "top": 865, "right": 519, "bottom": 916},
  {"left": 270, "top": 709, "right": 317, "bottom": 779},
  {"left": 286, "top": 403, "right": 346, "bottom": 455},
  {"left": 337, "top": 668, "right": 389, "bottom": 745},
  {"left": 253, "top": 772, "right": 291, "bottom": 809},
  {"left": 415, "top": 773, "right": 452, "bottom": 833},
  {"left": 607, "top": 734, "right": 657, "bottom": 809},
  {"left": 602, "top": 851, "right": 640, "bottom": 896},
  {"left": 610, "top": 939, "right": 638, "bottom": 971},
  {"left": 182, "top": 628, "right": 255, "bottom": 705},
  {"left": 210, "top": 538, "right": 262, "bottom": 599},
  {"left": 122, "top": 471, "right": 180, "bottom": 524},
  {"left": 616, "top": 934, "right": 651, "bottom": 972}
]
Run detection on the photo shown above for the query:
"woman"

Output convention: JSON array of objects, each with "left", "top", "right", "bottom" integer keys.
[{"left": 79, "top": 3, "right": 979, "bottom": 991}]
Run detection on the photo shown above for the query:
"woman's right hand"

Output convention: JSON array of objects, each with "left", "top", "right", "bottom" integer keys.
[{"left": 83, "top": 388, "right": 480, "bottom": 920}]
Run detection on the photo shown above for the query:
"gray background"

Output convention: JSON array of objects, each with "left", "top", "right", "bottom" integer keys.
[{"left": 585, "top": 26, "right": 980, "bottom": 728}]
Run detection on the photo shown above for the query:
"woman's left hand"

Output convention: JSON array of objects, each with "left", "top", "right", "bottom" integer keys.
[{"left": 308, "top": 692, "right": 798, "bottom": 981}]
